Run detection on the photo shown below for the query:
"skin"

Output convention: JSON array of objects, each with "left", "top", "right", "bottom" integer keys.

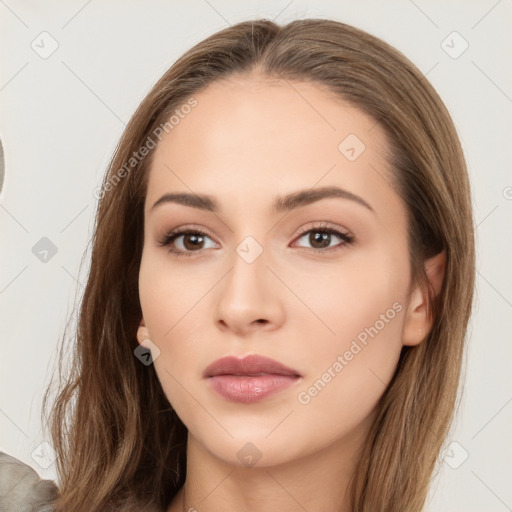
[{"left": 137, "top": 71, "right": 445, "bottom": 512}]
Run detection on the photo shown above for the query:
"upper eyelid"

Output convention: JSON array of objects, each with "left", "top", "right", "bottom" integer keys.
[
  {"left": 163, "top": 222, "right": 350, "bottom": 239},
  {"left": 295, "top": 221, "right": 350, "bottom": 235}
]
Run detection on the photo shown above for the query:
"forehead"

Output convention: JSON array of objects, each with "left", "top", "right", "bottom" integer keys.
[{"left": 145, "top": 73, "right": 397, "bottom": 215}]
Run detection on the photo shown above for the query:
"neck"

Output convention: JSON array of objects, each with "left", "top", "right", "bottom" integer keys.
[{"left": 169, "top": 418, "right": 373, "bottom": 512}]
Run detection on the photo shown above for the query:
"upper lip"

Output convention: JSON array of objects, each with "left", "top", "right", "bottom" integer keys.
[{"left": 203, "top": 354, "right": 301, "bottom": 378}]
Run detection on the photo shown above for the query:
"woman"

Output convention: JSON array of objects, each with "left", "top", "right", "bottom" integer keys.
[{"left": 30, "top": 17, "right": 473, "bottom": 512}]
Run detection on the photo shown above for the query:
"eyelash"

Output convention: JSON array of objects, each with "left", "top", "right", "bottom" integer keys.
[{"left": 157, "top": 223, "right": 354, "bottom": 257}]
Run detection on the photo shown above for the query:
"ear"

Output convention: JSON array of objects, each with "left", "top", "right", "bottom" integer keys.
[
  {"left": 402, "top": 250, "right": 446, "bottom": 346},
  {"left": 136, "top": 317, "right": 152, "bottom": 349}
]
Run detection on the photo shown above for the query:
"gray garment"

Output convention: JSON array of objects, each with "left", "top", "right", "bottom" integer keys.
[{"left": 0, "top": 452, "right": 58, "bottom": 512}]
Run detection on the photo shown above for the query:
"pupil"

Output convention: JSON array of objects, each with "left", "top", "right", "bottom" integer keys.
[
  {"left": 184, "top": 234, "right": 203, "bottom": 250},
  {"left": 310, "top": 231, "right": 330, "bottom": 248}
]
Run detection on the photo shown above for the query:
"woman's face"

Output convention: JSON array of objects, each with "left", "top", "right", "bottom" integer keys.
[{"left": 138, "top": 72, "right": 426, "bottom": 468}]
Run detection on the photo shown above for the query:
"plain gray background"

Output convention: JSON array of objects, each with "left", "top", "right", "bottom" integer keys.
[{"left": 1, "top": 1, "right": 511, "bottom": 510}]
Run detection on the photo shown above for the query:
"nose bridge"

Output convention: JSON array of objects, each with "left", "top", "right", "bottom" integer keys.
[
  {"left": 225, "top": 234, "right": 269, "bottom": 305},
  {"left": 214, "top": 233, "right": 284, "bottom": 331}
]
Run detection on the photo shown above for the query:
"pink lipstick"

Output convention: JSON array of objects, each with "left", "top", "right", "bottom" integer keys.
[{"left": 203, "top": 354, "right": 301, "bottom": 403}]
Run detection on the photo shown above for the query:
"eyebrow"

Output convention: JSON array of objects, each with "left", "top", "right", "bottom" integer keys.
[{"left": 150, "top": 185, "right": 374, "bottom": 214}]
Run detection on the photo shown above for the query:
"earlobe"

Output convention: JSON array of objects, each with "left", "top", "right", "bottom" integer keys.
[
  {"left": 402, "top": 250, "right": 446, "bottom": 347},
  {"left": 137, "top": 318, "right": 151, "bottom": 348}
]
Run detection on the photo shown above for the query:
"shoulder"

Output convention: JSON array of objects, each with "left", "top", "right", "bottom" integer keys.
[{"left": 0, "top": 451, "right": 58, "bottom": 512}]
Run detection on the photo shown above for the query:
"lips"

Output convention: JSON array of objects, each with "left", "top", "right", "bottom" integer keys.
[
  {"left": 204, "top": 354, "right": 301, "bottom": 378},
  {"left": 204, "top": 354, "right": 302, "bottom": 403}
]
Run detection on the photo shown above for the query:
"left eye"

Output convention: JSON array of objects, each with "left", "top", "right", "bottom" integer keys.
[{"left": 293, "top": 228, "right": 353, "bottom": 251}]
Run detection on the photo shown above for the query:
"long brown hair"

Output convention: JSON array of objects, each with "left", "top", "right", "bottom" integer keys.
[{"left": 43, "top": 18, "right": 475, "bottom": 512}]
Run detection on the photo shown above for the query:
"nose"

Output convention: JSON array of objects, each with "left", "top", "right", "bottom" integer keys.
[{"left": 214, "top": 243, "right": 285, "bottom": 336}]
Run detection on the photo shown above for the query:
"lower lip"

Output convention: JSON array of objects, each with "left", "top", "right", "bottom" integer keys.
[{"left": 207, "top": 374, "right": 300, "bottom": 403}]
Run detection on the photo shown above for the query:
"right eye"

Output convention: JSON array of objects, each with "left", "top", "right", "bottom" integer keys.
[{"left": 157, "top": 227, "right": 219, "bottom": 256}]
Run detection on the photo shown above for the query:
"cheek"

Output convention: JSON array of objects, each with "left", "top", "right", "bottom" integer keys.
[
  {"left": 290, "top": 248, "right": 407, "bottom": 348},
  {"left": 138, "top": 253, "right": 223, "bottom": 403},
  {"left": 138, "top": 252, "right": 219, "bottom": 341},
  {"left": 292, "top": 251, "right": 407, "bottom": 422}
]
